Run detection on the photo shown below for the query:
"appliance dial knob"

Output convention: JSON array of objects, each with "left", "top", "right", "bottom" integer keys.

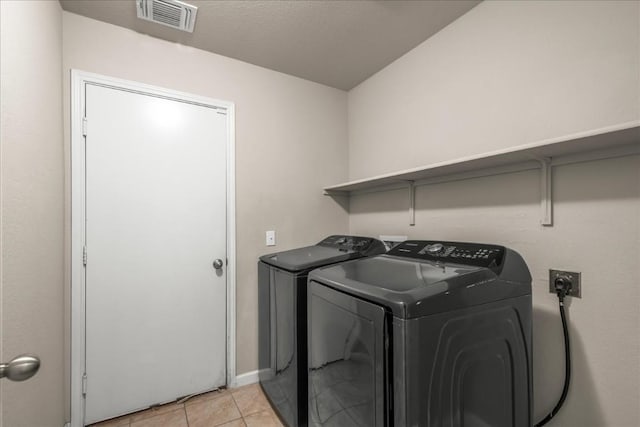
[{"left": 427, "top": 243, "right": 444, "bottom": 255}]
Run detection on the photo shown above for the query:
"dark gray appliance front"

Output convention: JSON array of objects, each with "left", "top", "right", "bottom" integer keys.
[
  {"left": 258, "top": 235, "right": 386, "bottom": 427},
  {"left": 307, "top": 240, "right": 533, "bottom": 427},
  {"left": 308, "top": 281, "right": 387, "bottom": 427}
]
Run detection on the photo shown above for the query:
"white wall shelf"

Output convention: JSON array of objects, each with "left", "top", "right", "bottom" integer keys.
[{"left": 325, "top": 121, "right": 640, "bottom": 226}]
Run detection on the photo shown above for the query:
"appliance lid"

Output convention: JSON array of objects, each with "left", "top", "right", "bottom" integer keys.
[
  {"left": 259, "top": 235, "right": 386, "bottom": 272},
  {"left": 309, "top": 240, "right": 532, "bottom": 318},
  {"left": 260, "top": 245, "right": 357, "bottom": 272}
]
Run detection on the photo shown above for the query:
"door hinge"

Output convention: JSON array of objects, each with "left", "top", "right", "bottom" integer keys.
[
  {"left": 82, "top": 373, "right": 88, "bottom": 396},
  {"left": 83, "top": 246, "right": 87, "bottom": 266},
  {"left": 82, "top": 117, "right": 88, "bottom": 137}
]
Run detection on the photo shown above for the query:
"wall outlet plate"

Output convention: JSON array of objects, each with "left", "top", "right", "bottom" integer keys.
[{"left": 549, "top": 269, "right": 582, "bottom": 298}]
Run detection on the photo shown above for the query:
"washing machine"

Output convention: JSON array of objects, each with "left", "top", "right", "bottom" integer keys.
[
  {"left": 307, "top": 240, "right": 532, "bottom": 427},
  {"left": 258, "top": 235, "right": 386, "bottom": 427}
]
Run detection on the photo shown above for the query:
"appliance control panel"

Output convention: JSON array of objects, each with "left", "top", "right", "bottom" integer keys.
[
  {"left": 388, "top": 240, "right": 506, "bottom": 269},
  {"left": 318, "top": 235, "right": 380, "bottom": 253}
]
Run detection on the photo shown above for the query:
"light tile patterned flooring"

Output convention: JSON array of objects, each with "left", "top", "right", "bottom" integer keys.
[{"left": 89, "top": 384, "right": 284, "bottom": 427}]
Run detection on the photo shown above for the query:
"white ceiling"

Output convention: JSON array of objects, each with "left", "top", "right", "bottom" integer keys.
[{"left": 59, "top": 0, "right": 480, "bottom": 90}]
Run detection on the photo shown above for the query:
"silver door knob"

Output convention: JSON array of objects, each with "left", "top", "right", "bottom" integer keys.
[
  {"left": 0, "top": 354, "right": 40, "bottom": 382},
  {"left": 213, "top": 259, "right": 224, "bottom": 270}
]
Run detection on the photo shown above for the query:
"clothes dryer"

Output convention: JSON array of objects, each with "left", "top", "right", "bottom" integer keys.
[
  {"left": 307, "top": 240, "right": 532, "bottom": 427},
  {"left": 258, "top": 235, "right": 386, "bottom": 427}
]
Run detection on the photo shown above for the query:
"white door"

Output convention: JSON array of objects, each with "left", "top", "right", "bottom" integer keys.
[{"left": 84, "top": 83, "right": 227, "bottom": 424}]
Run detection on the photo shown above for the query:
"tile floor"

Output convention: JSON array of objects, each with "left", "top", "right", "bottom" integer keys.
[{"left": 89, "top": 384, "right": 284, "bottom": 427}]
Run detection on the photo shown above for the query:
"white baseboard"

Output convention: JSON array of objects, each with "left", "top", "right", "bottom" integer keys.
[{"left": 231, "top": 370, "right": 259, "bottom": 388}]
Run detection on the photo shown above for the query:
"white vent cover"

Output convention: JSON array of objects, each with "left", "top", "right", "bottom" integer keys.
[{"left": 136, "top": 0, "right": 198, "bottom": 33}]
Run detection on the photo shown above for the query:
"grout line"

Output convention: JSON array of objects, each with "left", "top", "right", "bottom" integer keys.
[{"left": 183, "top": 405, "right": 190, "bottom": 427}]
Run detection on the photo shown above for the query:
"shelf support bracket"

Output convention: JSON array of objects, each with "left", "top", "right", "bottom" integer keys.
[
  {"left": 538, "top": 157, "right": 553, "bottom": 226},
  {"left": 408, "top": 181, "right": 415, "bottom": 226}
]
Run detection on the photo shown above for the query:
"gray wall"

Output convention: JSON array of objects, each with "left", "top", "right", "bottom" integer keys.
[
  {"left": 0, "top": 1, "right": 65, "bottom": 426},
  {"left": 346, "top": 1, "right": 639, "bottom": 426},
  {"left": 348, "top": 0, "right": 638, "bottom": 180}
]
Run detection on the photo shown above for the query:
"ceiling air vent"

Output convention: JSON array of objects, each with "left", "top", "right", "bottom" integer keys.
[{"left": 136, "top": 0, "right": 198, "bottom": 33}]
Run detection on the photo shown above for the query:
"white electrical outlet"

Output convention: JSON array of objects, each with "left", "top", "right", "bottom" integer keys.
[{"left": 266, "top": 230, "right": 276, "bottom": 246}]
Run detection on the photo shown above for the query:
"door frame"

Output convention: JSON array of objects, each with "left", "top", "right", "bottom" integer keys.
[{"left": 70, "top": 70, "right": 236, "bottom": 426}]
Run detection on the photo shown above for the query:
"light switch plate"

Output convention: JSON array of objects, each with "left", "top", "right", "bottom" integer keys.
[{"left": 266, "top": 230, "right": 276, "bottom": 246}]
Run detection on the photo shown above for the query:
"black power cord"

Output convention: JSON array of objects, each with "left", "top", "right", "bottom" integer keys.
[{"left": 535, "top": 277, "right": 572, "bottom": 427}]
